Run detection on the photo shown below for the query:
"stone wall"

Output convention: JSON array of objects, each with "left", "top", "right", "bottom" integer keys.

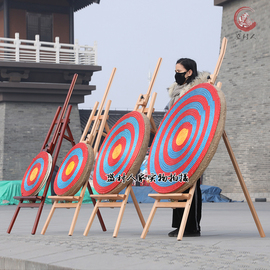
[
  {"left": 0, "top": 102, "right": 82, "bottom": 180},
  {"left": 204, "top": 0, "right": 270, "bottom": 201},
  {"left": 0, "top": 103, "right": 5, "bottom": 180}
]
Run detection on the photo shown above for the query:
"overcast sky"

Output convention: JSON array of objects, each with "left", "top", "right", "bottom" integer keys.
[{"left": 75, "top": 0, "right": 223, "bottom": 111}]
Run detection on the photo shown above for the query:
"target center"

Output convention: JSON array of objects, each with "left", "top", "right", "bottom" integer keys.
[
  {"left": 30, "top": 167, "right": 39, "bottom": 181},
  {"left": 176, "top": 128, "right": 189, "bottom": 146},
  {"left": 112, "top": 144, "right": 122, "bottom": 159},
  {"left": 66, "top": 161, "right": 75, "bottom": 176}
]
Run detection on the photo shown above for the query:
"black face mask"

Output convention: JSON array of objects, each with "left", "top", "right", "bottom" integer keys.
[{"left": 175, "top": 72, "right": 187, "bottom": 85}]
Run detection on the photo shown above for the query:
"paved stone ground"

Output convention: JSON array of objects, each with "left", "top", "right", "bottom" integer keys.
[{"left": 0, "top": 202, "right": 269, "bottom": 270}]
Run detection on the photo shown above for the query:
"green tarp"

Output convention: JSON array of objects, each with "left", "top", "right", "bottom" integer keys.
[{"left": 0, "top": 180, "right": 97, "bottom": 205}]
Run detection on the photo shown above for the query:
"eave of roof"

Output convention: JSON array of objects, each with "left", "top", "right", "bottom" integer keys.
[
  {"left": 214, "top": 0, "right": 233, "bottom": 6},
  {"left": 74, "top": 0, "right": 100, "bottom": 12}
]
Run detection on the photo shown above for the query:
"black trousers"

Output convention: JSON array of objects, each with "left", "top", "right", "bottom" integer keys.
[{"left": 172, "top": 178, "right": 202, "bottom": 232}]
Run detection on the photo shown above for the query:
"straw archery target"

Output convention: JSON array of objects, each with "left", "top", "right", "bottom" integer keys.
[
  {"left": 149, "top": 83, "right": 226, "bottom": 193},
  {"left": 54, "top": 142, "right": 94, "bottom": 196},
  {"left": 21, "top": 151, "right": 52, "bottom": 196},
  {"left": 93, "top": 111, "right": 150, "bottom": 194}
]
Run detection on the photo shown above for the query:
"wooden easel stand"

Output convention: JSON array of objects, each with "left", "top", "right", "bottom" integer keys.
[
  {"left": 140, "top": 185, "right": 196, "bottom": 241},
  {"left": 85, "top": 183, "right": 145, "bottom": 238},
  {"left": 41, "top": 101, "right": 111, "bottom": 236},
  {"left": 41, "top": 69, "right": 117, "bottom": 236},
  {"left": 140, "top": 38, "right": 265, "bottom": 240},
  {"left": 84, "top": 58, "right": 163, "bottom": 237},
  {"left": 7, "top": 105, "right": 76, "bottom": 235},
  {"left": 222, "top": 131, "right": 265, "bottom": 237},
  {"left": 7, "top": 74, "right": 78, "bottom": 235}
]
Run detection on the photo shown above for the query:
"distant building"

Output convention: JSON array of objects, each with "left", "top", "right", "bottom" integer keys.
[
  {"left": 205, "top": 0, "right": 270, "bottom": 201},
  {"left": 0, "top": 0, "right": 101, "bottom": 180}
]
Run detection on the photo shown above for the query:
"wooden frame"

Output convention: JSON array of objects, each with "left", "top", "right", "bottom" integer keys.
[
  {"left": 41, "top": 68, "right": 117, "bottom": 235},
  {"left": 7, "top": 74, "right": 78, "bottom": 235},
  {"left": 222, "top": 131, "right": 265, "bottom": 237},
  {"left": 41, "top": 101, "right": 110, "bottom": 235},
  {"left": 84, "top": 182, "right": 145, "bottom": 238},
  {"left": 140, "top": 38, "right": 265, "bottom": 240},
  {"left": 141, "top": 184, "right": 196, "bottom": 241},
  {"left": 84, "top": 58, "right": 162, "bottom": 238}
]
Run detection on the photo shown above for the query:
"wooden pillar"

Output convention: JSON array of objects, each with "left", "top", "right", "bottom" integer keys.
[
  {"left": 4, "top": 0, "right": 9, "bottom": 38},
  {"left": 69, "top": 1, "right": 74, "bottom": 44}
]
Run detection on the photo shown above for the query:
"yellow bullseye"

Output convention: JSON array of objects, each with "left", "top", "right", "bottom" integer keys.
[
  {"left": 66, "top": 161, "right": 75, "bottom": 176},
  {"left": 30, "top": 167, "right": 39, "bottom": 181},
  {"left": 176, "top": 128, "right": 189, "bottom": 146},
  {"left": 112, "top": 144, "right": 122, "bottom": 159}
]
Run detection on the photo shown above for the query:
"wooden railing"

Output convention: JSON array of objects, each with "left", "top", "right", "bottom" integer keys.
[{"left": 0, "top": 33, "right": 97, "bottom": 65}]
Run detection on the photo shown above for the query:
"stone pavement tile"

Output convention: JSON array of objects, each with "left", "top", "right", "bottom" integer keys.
[
  {"left": 1, "top": 203, "right": 270, "bottom": 269},
  {"left": 0, "top": 256, "right": 75, "bottom": 270},
  {"left": 51, "top": 252, "right": 177, "bottom": 270},
  {"left": 28, "top": 249, "right": 91, "bottom": 266},
  {"left": 0, "top": 256, "right": 5, "bottom": 270},
  {"left": 0, "top": 241, "right": 73, "bottom": 262}
]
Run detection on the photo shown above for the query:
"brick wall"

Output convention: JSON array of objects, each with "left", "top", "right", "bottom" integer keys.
[
  {"left": 204, "top": 0, "right": 270, "bottom": 201},
  {"left": 0, "top": 102, "right": 82, "bottom": 180},
  {"left": 0, "top": 103, "right": 5, "bottom": 180}
]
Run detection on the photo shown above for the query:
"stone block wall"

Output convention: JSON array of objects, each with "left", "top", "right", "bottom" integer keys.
[
  {"left": 204, "top": 0, "right": 270, "bottom": 201},
  {"left": 0, "top": 102, "right": 82, "bottom": 180}
]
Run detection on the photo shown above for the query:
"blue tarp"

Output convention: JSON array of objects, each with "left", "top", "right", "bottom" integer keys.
[
  {"left": 201, "top": 185, "right": 232, "bottom": 202},
  {"left": 0, "top": 180, "right": 232, "bottom": 205},
  {"left": 0, "top": 180, "right": 95, "bottom": 205}
]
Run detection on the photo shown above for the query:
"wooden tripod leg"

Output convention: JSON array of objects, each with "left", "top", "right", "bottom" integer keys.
[
  {"left": 222, "top": 130, "right": 265, "bottom": 238},
  {"left": 7, "top": 201, "right": 22, "bottom": 233},
  {"left": 140, "top": 199, "right": 159, "bottom": 239},
  {"left": 87, "top": 182, "right": 106, "bottom": 231},
  {"left": 113, "top": 185, "right": 131, "bottom": 238},
  {"left": 69, "top": 201, "right": 83, "bottom": 236},
  {"left": 41, "top": 201, "right": 57, "bottom": 235},
  {"left": 31, "top": 199, "right": 45, "bottom": 235},
  {"left": 83, "top": 200, "right": 100, "bottom": 236},
  {"left": 130, "top": 187, "right": 145, "bottom": 227},
  {"left": 177, "top": 184, "right": 196, "bottom": 241},
  {"left": 210, "top": 37, "right": 227, "bottom": 85}
]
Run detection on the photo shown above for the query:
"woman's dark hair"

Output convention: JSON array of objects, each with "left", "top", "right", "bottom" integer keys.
[{"left": 176, "top": 58, "right": 198, "bottom": 84}]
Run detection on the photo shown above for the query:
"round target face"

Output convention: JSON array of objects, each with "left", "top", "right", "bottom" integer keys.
[
  {"left": 93, "top": 111, "right": 150, "bottom": 194},
  {"left": 149, "top": 83, "right": 226, "bottom": 193},
  {"left": 54, "top": 142, "right": 94, "bottom": 196},
  {"left": 21, "top": 151, "right": 52, "bottom": 196}
]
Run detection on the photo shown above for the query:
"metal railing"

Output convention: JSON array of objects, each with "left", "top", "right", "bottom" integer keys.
[{"left": 0, "top": 33, "right": 97, "bottom": 65}]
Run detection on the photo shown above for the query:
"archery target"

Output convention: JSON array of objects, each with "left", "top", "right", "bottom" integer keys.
[
  {"left": 21, "top": 151, "right": 52, "bottom": 196},
  {"left": 54, "top": 142, "right": 94, "bottom": 196},
  {"left": 93, "top": 111, "right": 150, "bottom": 194},
  {"left": 149, "top": 83, "right": 226, "bottom": 193}
]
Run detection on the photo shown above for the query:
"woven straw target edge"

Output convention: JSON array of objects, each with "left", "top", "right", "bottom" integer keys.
[
  {"left": 173, "top": 86, "right": 227, "bottom": 193},
  {"left": 61, "top": 144, "right": 95, "bottom": 196},
  {"left": 29, "top": 153, "right": 53, "bottom": 196},
  {"left": 108, "top": 113, "right": 151, "bottom": 194}
]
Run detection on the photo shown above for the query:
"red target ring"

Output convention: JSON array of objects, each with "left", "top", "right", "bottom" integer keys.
[{"left": 21, "top": 151, "right": 52, "bottom": 196}]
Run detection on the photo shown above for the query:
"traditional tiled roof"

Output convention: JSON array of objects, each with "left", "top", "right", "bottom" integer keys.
[
  {"left": 79, "top": 109, "right": 166, "bottom": 147},
  {"left": 74, "top": 0, "right": 100, "bottom": 12}
]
